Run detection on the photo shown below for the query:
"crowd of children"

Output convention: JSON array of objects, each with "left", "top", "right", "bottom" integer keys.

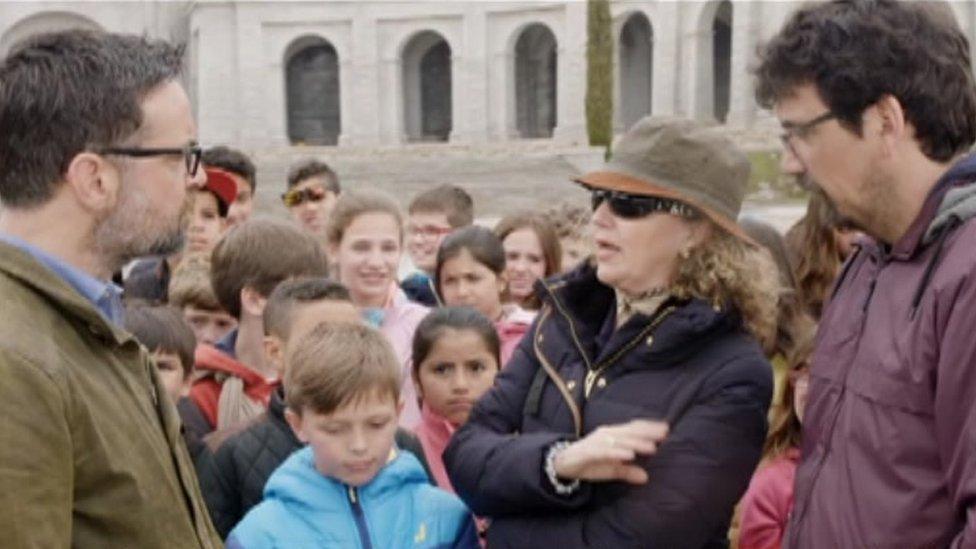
[
  {"left": 106, "top": 141, "right": 851, "bottom": 548},
  {"left": 4, "top": 3, "right": 974, "bottom": 545}
]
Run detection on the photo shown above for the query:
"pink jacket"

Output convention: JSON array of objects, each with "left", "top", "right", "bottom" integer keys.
[
  {"left": 738, "top": 448, "right": 799, "bottom": 549},
  {"left": 416, "top": 402, "right": 457, "bottom": 493},
  {"left": 495, "top": 305, "right": 535, "bottom": 367},
  {"left": 378, "top": 288, "right": 429, "bottom": 429}
]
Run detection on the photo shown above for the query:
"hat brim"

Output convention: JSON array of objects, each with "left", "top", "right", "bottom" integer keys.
[
  {"left": 203, "top": 168, "right": 239, "bottom": 215},
  {"left": 573, "top": 170, "right": 758, "bottom": 247}
]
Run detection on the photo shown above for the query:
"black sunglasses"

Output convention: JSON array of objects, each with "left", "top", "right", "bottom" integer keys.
[
  {"left": 97, "top": 141, "right": 202, "bottom": 177},
  {"left": 589, "top": 188, "right": 699, "bottom": 220}
]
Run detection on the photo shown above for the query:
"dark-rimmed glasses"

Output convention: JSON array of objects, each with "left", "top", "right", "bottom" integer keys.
[
  {"left": 281, "top": 186, "right": 327, "bottom": 208},
  {"left": 588, "top": 187, "right": 699, "bottom": 220},
  {"left": 97, "top": 141, "right": 202, "bottom": 177},
  {"left": 779, "top": 111, "right": 836, "bottom": 153}
]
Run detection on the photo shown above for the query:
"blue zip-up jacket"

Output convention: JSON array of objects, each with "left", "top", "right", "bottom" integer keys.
[{"left": 226, "top": 446, "right": 478, "bottom": 549}]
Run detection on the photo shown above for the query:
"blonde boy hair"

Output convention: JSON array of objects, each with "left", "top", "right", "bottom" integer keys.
[
  {"left": 169, "top": 254, "right": 222, "bottom": 311},
  {"left": 285, "top": 323, "right": 401, "bottom": 415}
]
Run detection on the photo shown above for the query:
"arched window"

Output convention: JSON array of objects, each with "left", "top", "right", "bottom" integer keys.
[
  {"left": 514, "top": 24, "right": 558, "bottom": 138},
  {"left": 285, "top": 37, "right": 341, "bottom": 146},
  {"left": 712, "top": 0, "right": 732, "bottom": 123},
  {"left": 402, "top": 31, "right": 452, "bottom": 142},
  {"left": 619, "top": 13, "right": 653, "bottom": 129}
]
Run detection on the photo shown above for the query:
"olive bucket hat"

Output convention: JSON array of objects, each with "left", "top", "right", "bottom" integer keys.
[{"left": 574, "top": 116, "right": 756, "bottom": 246}]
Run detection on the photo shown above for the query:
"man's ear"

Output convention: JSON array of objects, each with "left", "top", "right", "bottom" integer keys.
[
  {"left": 240, "top": 286, "right": 267, "bottom": 317},
  {"left": 284, "top": 408, "right": 308, "bottom": 443},
  {"left": 872, "top": 94, "right": 908, "bottom": 157},
  {"left": 65, "top": 152, "right": 120, "bottom": 213}
]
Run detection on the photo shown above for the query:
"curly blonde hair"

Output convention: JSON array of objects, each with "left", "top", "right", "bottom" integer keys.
[{"left": 671, "top": 230, "right": 780, "bottom": 348}]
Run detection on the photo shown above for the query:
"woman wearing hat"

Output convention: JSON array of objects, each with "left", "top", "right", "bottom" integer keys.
[{"left": 444, "top": 117, "right": 778, "bottom": 548}]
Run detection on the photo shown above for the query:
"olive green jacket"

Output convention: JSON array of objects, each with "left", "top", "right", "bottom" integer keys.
[{"left": 0, "top": 241, "right": 222, "bottom": 548}]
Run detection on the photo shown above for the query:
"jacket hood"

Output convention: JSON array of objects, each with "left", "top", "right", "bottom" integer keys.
[
  {"left": 924, "top": 155, "right": 976, "bottom": 245},
  {"left": 263, "top": 446, "right": 429, "bottom": 513}
]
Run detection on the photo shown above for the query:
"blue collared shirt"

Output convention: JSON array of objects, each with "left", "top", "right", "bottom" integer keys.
[{"left": 0, "top": 234, "right": 125, "bottom": 326}]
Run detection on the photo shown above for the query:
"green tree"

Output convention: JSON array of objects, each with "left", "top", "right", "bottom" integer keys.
[{"left": 586, "top": 0, "right": 614, "bottom": 152}]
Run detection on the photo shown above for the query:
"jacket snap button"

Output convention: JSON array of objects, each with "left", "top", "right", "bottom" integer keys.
[
  {"left": 645, "top": 335, "right": 654, "bottom": 347},
  {"left": 597, "top": 377, "right": 607, "bottom": 389},
  {"left": 567, "top": 380, "right": 576, "bottom": 391}
]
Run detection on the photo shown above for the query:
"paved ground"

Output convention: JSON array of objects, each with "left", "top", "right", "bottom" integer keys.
[{"left": 248, "top": 141, "right": 805, "bottom": 232}]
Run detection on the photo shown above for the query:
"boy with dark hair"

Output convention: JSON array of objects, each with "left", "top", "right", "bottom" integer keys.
[
  {"left": 203, "top": 146, "right": 257, "bottom": 227},
  {"left": 403, "top": 184, "right": 474, "bottom": 306},
  {"left": 198, "top": 277, "right": 431, "bottom": 538},
  {"left": 282, "top": 159, "right": 341, "bottom": 242},
  {"left": 227, "top": 323, "right": 476, "bottom": 548},
  {"left": 190, "top": 218, "right": 329, "bottom": 432},
  {"left": 124, "top": 304, "right": 208, "bottom": 459}
]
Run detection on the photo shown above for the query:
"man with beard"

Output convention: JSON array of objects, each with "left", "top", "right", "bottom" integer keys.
[
  {"left": 0, "top": 30, "right": 221, "bottom": 547},
  {"left": 755, "top": 1, "right": 976, "bottom": 547}
]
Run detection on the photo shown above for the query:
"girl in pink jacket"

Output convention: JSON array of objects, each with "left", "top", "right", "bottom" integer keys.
[
  {"left": 738, "top": 325, "right": 814, "bottom": 549},
  {"left": 325, "top": 190, "right": 429, "bottom": 428}
]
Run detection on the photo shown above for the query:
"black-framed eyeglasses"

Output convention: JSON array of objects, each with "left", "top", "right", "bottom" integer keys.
[
  {"left": 97, "top": 141, "right": 202, "bottom": 177},
  {"left": 779, "top": 111, "right": 836, "bottom": 151},
  {"left": 588, "top": 187, "right": 699, "bottom": 220}
]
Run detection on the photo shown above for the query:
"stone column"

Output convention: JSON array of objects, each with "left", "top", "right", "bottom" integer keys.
[
  {"left": 451, "top": 7, "right": 489, "bottom": 144},
  {"left": 652, "top": 1, "right": 680, "bottom": 117},
  {"left": 344, "top": 12, "right": 382, "bottom": 146},
  {"left": 726, "top": 0, "right": 758, "bottom": 127},
  {"left": 191, "top": 2, "right": 240, "bottom": 146},
  {"left": 552, "top": 1, "right": 588, "bottom": 145}
]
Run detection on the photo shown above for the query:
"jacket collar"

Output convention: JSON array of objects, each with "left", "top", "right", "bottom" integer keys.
[
  {"left": 536, "top": 261, "right": 740, "bottom": 363},
  {"left": 0, "top": 240, "right": 133, "bottom": 346},
  {"left": 891, "top": 153, "right": 976, "bottom": 260}
]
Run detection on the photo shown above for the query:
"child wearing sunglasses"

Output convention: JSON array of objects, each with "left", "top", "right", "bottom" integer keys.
[{"left": 281, "top": 160, "right": 341, "bottom": 242}]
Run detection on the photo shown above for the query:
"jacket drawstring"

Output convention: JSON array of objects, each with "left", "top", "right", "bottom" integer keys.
[{"left": 910, "top": 215, "right": 961, "bottom": 319}]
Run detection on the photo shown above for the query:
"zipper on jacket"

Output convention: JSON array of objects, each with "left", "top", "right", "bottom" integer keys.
[
  {"left": 533, "top": 306, "right": 583, "bottom": 436},
  {"left": 583, "top": 306, "right": 675, "bottom": 398},
  {"left": 347, "top": 486, "right": 374, "bottom": 549}
]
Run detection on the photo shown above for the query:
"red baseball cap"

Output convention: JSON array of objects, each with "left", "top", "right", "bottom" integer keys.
[{"left": 203, "top": 167, "right": 239, "bottom": 217}]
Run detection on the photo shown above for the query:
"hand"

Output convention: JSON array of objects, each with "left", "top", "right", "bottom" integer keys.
[{"left": 553, "top": 419, "right": 668, "bottom": 485}]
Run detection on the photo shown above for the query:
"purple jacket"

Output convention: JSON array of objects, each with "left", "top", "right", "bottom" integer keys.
[{"left": 787, "top": 155, "right": 976, "bottom": 548}]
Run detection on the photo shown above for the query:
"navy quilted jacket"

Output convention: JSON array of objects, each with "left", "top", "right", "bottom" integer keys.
[{"left": 444, "top": 262, "right": 772, "bottom": 548}]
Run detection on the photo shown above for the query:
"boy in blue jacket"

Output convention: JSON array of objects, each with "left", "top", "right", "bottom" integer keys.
[{"left": 227, "top": 322, "right": 477, "bottom": 549}]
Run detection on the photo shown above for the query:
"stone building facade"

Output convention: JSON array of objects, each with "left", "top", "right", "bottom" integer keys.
[{"left": 2, "top": 0, "right": 975, "bottom": 150}]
